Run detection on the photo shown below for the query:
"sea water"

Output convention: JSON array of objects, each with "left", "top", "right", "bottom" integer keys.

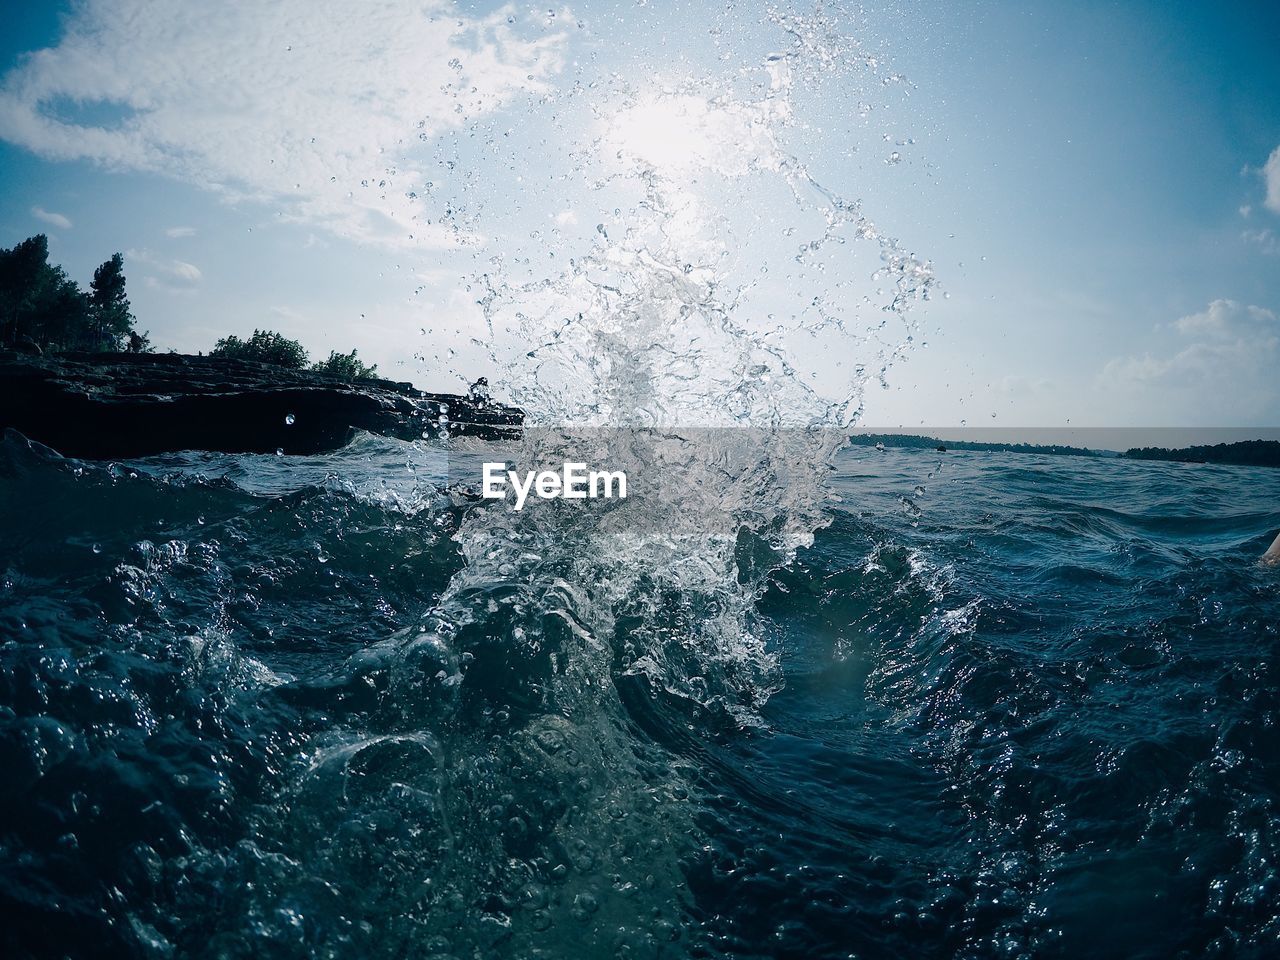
[
  {"left": 2, "top": 434, "right": 1278, "bottom": 957},
  {"left": 3, "top": 1, "right": 1279, "bottom": 957}
]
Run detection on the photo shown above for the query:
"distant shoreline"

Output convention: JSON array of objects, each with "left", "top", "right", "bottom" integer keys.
[{"left": 849, "top": 432, "right": 1280, "bottom": 468}]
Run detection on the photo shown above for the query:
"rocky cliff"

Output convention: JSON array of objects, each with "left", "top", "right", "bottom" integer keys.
[{"left": 0, "top": 352, "right": 521, "bottom": 459}]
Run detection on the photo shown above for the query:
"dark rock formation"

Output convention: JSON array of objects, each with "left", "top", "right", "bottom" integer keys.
[{"left": 0, "top": 352, "right": 521, "bottom": 459}]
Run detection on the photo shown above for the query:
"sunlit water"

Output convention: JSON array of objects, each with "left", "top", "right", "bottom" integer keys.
[{"left": 2, "top": 432, "right": 1278, "bottom": 958}]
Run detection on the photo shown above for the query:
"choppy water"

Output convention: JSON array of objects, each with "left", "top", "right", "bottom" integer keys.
[
  {"left": 5, "top": 2, "right": 1279, "bottom": 956},
  {"left": 3, "top": 430, "right": 1278, "bottom": 958}
]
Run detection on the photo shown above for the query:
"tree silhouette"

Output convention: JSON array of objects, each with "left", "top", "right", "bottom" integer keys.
[
  {"left": 0, "top": 235, "right": 140, "bottom": 352},
  {"left": 209, "top": 329, "right": 310, "bottom": 368},
  {"left": 1, "top": 234, "right": 55, "bottom": 348},
  {"left": 89, "top": 253, "right": 134, "bottom": 349}
]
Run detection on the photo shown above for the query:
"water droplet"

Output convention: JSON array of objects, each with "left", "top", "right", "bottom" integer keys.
[
  {"left": 284, "top": 413, "right": 295, "bottom": 425},
  {"left": 276, "top": 447, "right": 284, "bottom": 456}
]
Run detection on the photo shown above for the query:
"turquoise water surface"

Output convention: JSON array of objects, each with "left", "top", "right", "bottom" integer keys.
[{"left": 2, "top": 431, "right": 1278, "bottom": 958}]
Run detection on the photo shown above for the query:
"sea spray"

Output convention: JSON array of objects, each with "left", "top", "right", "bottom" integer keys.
[
  {"left": 76, "top": 5, "right": 941, "bottom": 956},
  {"left": 372, "top": 4, "right": 937, "bottom": 952},
  {"left": 446, "top": 0, "right": 937, "bottom": 705}
]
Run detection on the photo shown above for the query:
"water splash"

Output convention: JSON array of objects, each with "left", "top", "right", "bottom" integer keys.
[
  {"left": 473, "top": 13, "right": 935, "bottom": 430},
  {"left": 291, "top": 5, "right": 938, "bottom": 953},
  {"left": 435, "top": 0, "right": 938, "bottom": 710}
]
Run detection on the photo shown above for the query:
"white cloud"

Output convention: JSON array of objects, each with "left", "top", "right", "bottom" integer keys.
[
  {"left": 1266, "top": 145, "right": 1280, "bottom": 215},
  {"left": 1103, "top": 338, "right": 1263, "bottom": 396},
  {"left": 1170, "top": 299, "right": 1278, "bottom": 340},
  {"left": 1101, "top": 300, "right": 1280, "bottom": 420},
  {"left": 0, "top": 1, "right": 567, "bottom": 247},
  {"left": 165, "top": 225, "right": 196, "bottom": 238},
  {"left": 126, "top": 247, "right": 202, "bottom": 290},
  {"left": 1243, "top": 228, "right": 1280, "bottom": 256},
  {"left": 167, "top": 259, "right": 202, "bottom": 282},
  {"left": 998, "top": 374, "right": 1052, "bottom": 396},
  {"left": 30, "top": 205, "right": 71, "bottom": 229}
]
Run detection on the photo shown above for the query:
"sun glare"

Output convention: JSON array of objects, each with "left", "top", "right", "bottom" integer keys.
[{"left": 606, "top": 92, "right": 776, "bottom": 179}]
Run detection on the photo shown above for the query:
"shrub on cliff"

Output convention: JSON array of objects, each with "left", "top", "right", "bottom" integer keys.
[
  {"left": 312, "top": 348, "right": 378, "bottom": 381},
  {"left": 210, "top": 329, "right": 309, "bottom": 368}
]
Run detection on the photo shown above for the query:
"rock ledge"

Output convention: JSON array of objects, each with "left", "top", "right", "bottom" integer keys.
[{"left": 0, "top": 352, "right": 521, "bottom": 459}]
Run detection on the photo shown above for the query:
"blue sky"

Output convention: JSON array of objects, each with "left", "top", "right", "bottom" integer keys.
[{"left": 1, "top": 0, "right": 1278, "bottom": 427}]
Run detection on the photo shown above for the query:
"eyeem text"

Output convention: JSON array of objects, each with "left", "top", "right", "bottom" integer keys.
[{"left": 482, "top": 462, "right": 628, "bottom": 510}]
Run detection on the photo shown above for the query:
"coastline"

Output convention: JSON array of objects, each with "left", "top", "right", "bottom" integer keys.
[{"left": 0, "top": 351, "right": 522, "bottom": 458}]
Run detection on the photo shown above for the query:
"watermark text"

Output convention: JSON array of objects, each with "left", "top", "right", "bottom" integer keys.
[{"left": 482, "top": 462, "right": 627, "bottom": 510}]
